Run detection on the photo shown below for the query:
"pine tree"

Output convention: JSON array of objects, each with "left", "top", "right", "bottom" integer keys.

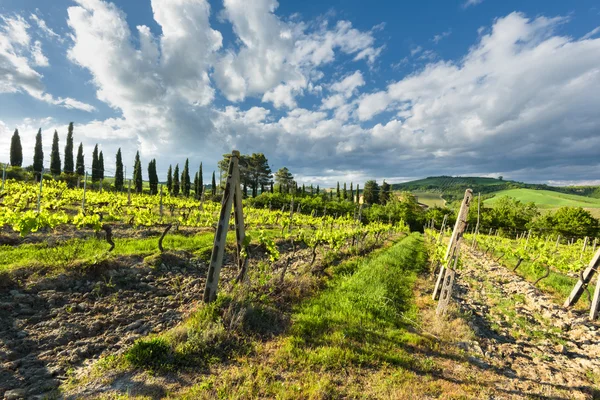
[
  {"left": 182, "top": 158, "right": 190, "bottom": 197},
  {"left": 33, "top": 129, "right": 44, "bottom": 180},
  {"left": 91, "top": 144, "right": 99, "bottom": 182},
  {"left": 63, "top": 122, "right": 74, "bottom": 174},
  {"left": 49, "top": 130, "right": 61, "bottom": 175},
  {"left": 148, "top": 159, "right": 158, "bottom": 194},
  {"left": 76, "top": 143, "right": 85, "bottom": 176},
  {"left": 363, "top": 180, "right": 379, "bottom": 205},
  {"left": 167, "top": 165, "right": 173, "bottom": 193},
  {"left": 133, "top": 151, "right": 143, "bottom": 193},
  {"left": 380, "top": 180, "right": 391, "bottom": 205},
  {"left": 98, "top": 151, "right": 104, "bottom": 181},
  {"left": 211, "top": 171, "right": 216, "bottom": 196},
  {"left": 173, "top": 164, "right": 180, "bottom": 196},
  {"left": 115, "top": 148, "right": 124, "bottom": 190},
  {"left": 10, "top": 129, "right": 23, "bottom": 167},
  {"left": 336, "top": 182, "right": 340, "bottom": 199}
]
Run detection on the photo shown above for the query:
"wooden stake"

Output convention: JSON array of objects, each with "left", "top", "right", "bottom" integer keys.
[
  {"left": 233, "top": 162, "right": 247, "bottom": 278},
  {"left": 37, "top": 169, "right": 44, "bottom": 213},
  {"left": 81, "top": 172, "right": 87, "bottom": 211},
  {"left": 555, "top": 235, "right": 561, "bottom": 250},
  {"left": 564, "top": 248, "right": 600, "bottom": 308},
  {"left": 159, "top": 185, "right": 164, "bottom": 217},
  {"left": 203, "top": 151, "right": 241, "bottom": 303},
  {"left": 438, "top": 214, "right": 448, "bottom": 245},
  {"left": 591, "top": 271, "right": 600, "bottom": 320},
  {"left": 580, "top": 237, "right": 588, "bottom": 261}
]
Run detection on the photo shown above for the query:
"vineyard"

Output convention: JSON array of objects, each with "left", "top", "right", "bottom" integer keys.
[{"left": 1, "top": 172, "right": 600, "bottom": 399}]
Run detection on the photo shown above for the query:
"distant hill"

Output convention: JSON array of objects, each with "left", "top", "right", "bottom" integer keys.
[{"left": 391, "top": 176, "right": 600, "bottom": 205}]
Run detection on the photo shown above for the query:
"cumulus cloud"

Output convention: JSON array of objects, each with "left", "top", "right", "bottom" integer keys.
[{"left": 0, "top": 15, "right": 95, "bottom": 111}]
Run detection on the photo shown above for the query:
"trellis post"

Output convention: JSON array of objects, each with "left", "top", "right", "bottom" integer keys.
[
  {"left": 81, "top": 172, "right": 88, "bottom": 211},
  {"left": 564, "top": 247, "right": 600, "bottom": 321},
  {"left": 37, "top": 169, "right": 44, "bottom": 213},
  {"left": 433, "top": 189, "right": 473, "bottom": 302},
  {"left": 203, "top": 151, "right": 245, "bottom": 303}
]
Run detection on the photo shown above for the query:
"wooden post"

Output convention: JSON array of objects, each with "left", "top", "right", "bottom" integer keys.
[
  {"left": 37, "top": 169, "right": 44, "bottom": 213},
  {"left": 433, "top": 189, "right": 473, "bottom": 301},
  {"left": 289, "top": 198, "right": 294, "bottom": 233},
  {"left": 488, "top": 227, "right": 493, "bottom": 236},
  {"left": 81, "top": 172, "right": 88, "bottom": 211},
  {"left": 127, "top": 179, "right": 132, "bottom": 205},
  {"left": 438, "top": 214, "right": 448, "bottom": 245},
  {"left": 555, "top": 235, "right": 561, "bottom": 250},
  {"left": 580, "top": 237, "right": 588, "bottom": 261},
  {"left": 591, "top": 272, "right": 600, "bottom": 320},
  {"left": 232, "top": 164, "right": 247, "bottom": 277},
  {"left": 203, "top": 151, "right": 241, "bottom": 303},
  {"left": 436, "top": 243, "right": 461, "bottom": 315},
  {"left": 594, "top": 238, "right": 598, "bottom": 253},
  {"left": 564, "top": 248, "right": 600, "bottom": 308},
  {"left": 524, "top": 230, "right": 531, "bottom": 250},
  {"left": 77, "top": 175, "right": 81, "bottom": 189},
  {"left": 159, "top": 185, "right": 164, "bottom": 217},
  {"left": 1, "top": 163, "right": 6, "bottom": 192}
]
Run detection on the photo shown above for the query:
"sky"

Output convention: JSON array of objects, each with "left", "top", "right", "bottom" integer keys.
[{"left": 0, "top": 0, "right": 599, "bottom": 187}]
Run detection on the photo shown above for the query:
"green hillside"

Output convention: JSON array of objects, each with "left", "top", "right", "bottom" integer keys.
[{"left": 484, "top": 189, "right": 600, "bottom": 209}]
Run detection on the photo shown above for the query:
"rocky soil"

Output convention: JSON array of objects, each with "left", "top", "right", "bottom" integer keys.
[
  {"left": 0, "top": 252, "right": 212, "bottom": 399},
  {"left": 454, "top": 248, "right": 600, "bottom": 399}
]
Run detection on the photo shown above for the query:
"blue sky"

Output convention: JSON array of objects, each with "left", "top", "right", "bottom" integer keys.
[{"left": 1, "top": 0, "right": 599, "bottom": 186}]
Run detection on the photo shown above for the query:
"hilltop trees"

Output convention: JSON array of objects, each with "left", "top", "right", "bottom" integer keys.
[
  {"left": 33, "top": 129, "right": 44, "bottom": 179},
  {"left": 10, "top": 129, "right": 22, "bottom": 167},
  {"left": 76, "top": 143, "right": 85, "bottom": 176},
  {"left": 133, "top": 151, "right": 143, "bottom": 193},
  {"left": 380, "top": 180, "right": 391, "bottom": 204},
  {"left": 64, "top": 123, "right": 74, "bottom": 174},
  {"left": 115, "top": 148, "right": 124, "bottom": 190}
]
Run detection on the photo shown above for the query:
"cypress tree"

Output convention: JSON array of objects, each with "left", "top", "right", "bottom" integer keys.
[
  {"left": 91, "top": 144, "right": 99, "bottom": 182},
  {"left": 115, "top": 148, "right": 124, "bottom": 190},
  {"left": 211, "top": 171, "right": 216, "bottom": 195},
  {"left": 10, "top": 129, "right": 23, "bottom": 167},
  {"left": 270, "top": 182, "right": 273, "bottom": 193},
  {"left": 343, "top": 183, "right": 347, "bottom": 200},
  {"left": 316, "top": 185, "right": 320, "bottom": 195},
  {"left": 148, "top": 159, "right": 158, "bottom": 194},
  {"left": 194, "top": 172, "right": 199, "bottom": 198},
  {"left": 33, "top": 128, "right": 44, "bottom": 179},
  {"left": 50, "top": 130, "right": 61, "bottom": 175},
  {"left": 76, "top": 143, "right": 85, "bottom": 176},
  {"left": 336, "top": 182, "right": 340, "bottom": 199},
  {"left": 167, "top": 165, "right": 173, "bottom": 193},
  {"left": 98, "top": 151, "right": 104, "bottom": 181},
  {"left": 356, "top": 184, "right": 360, "bottom": 203},
  {"left": 182, "top": 158, "right": 190, "bottom": 197},
  {"left": 330, "top": 190, "right": 333, "bottom": 200},
  {"left": 63, "top": 122, "right": 74, "bottom": 174},
  {"left": 350, "top": 182, "right": 354, "bottom": 203},
  {"left": 173, "top": 164, "right": 180, "bottom": 196},
  {"left": 198, "top": 163, "right": 203, "bottom": 197},
  {"left": 133, "top": 151, "right": 143, "bottom": 193},
  {"left": 380, "top": 180, "right": 391, "bottom": 205}
]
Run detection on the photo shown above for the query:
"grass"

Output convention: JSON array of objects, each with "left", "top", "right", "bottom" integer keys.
[
  {"left": 0, "top": 229, "right": 280, "bottom": 274},
  {"left": 485, "top": 188, "right": 600, "bottom": 209},
  {"left": 412, "top": 191, "right": 446, "bottom": 207}
]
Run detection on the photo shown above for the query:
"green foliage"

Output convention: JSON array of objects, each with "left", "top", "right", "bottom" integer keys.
[
  {"left": 363, "top": 180, "right": 379, "bottom": 205},
  {"left": 50, "top": 130, "right": 61, "bottom": 176},
  {"left": 114, "top": 148, "right": 124, "bottom": 191},
  {"left": 33, "top": 128, "right": 44, "bottom": 178},
  {"left": 274, "top": 167, "right": 293, "bottom": 194},
  {"left": 133, "top": 151, "right": 143, "bottom": 193},
  {"left": 148, "top": 159, "right": 158, "bottom": 195},
  {"left": 531, "top": 207, "right": 599, "bottom": 237},
  {"left": 63, "top": 123, "right": 74, "bottom": 174},
  {"left": 76, "top": 142, "right": 85, "bottom": 176},
  {"left": 173, "top": 164, "right": 180, "bottom": 196},
  {"left": 10, "top": 129, "right": 23, "bottom": 167},
  {"left": 181, "top": 158, "right": 191, "bottom": 197},
  {"left": 380, "top": 180, "right": 391, "bottom": 204},
  {"left": 125, "top": 337, "right": 172, "bottom": 369}
]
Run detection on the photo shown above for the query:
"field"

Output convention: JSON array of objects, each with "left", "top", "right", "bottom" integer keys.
[
  {"left": 1, "top": 177, "right": 600, "bottom": 399},
  {"left": 412, "top": 191, "right": 446, "bottom": 208},
  {"left": 485, "top": 188, "right": 600, "bottom": 213}
]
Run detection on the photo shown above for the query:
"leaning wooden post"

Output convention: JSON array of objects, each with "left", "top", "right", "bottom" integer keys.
[
  {"left": 555, "top": 235, "right": 561, "bottom": 250},
  {"left": 81, "top": 171, "right": 88, "bottom": 211},
  {"left": 470, "top": 193, "right": 481, "bottom": 249},
  {"left": 433, "top": 189, "right": 473, "bottom": 301},
  {"left": 564, "top": 248, "right": 600, "bottom": 308},
  {"left": 232, "top": 164, "right": 247, "bottom": 279},
  {"left": 438, "top": 214, "right": 448, "bottom": 245},
  {"left": 591, "top": 271, "right": 600, "bottom": 320},
  {"left": 203, "top": 150, "right": 239, "bottom": 303}
]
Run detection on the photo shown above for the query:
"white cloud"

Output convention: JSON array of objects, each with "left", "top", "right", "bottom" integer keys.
[
  {"left": 432, "top": 29, "right": 451, "bottom": 44},
  {"left": 0, "top": 15, "right": 94, "bottom": 111},
  {"left": 582, "top": 26, "right": 600, "bottom": 40},
  {"left": 463, "top": 0, "right": 484, "bottom": 8},
  {"left": 30, "top": 14, "right": 62, "bottom": 42}
]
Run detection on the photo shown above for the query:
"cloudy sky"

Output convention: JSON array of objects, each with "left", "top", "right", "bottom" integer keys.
[{"left": 1, "top": 0, "right": 599, "bottom": 186}]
